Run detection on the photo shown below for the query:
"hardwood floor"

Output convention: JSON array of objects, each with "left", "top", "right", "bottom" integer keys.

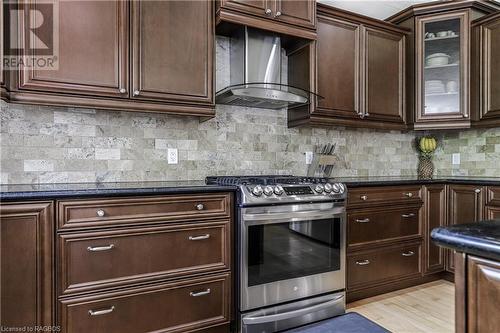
[{"left": 347, "top": 280, "right": 454, "bottom": 333}]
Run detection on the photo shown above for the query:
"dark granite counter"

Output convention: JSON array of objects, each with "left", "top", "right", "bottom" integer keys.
[
  {"left": 0, "top": 181, "right": 237, "bottom": 201},
  {"left": 431, "top": 220, "right": 500, "bottom": 261},
  {"left": 331, "top": 176, "right": 500, "bottom": 188}
]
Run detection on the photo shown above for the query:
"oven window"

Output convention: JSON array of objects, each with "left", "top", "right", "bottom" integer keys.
[{"left": 247, "top": 218, "right": 341, "bottom": 287}]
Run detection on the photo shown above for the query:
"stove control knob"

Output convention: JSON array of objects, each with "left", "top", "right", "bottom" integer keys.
[
  {"left": 315, "top": 184, "right": 324, "bottom": 193},
  {"left": 324, "top": 183, "right": 333, "bottom": 193},
  {"left": 338, "top": 183, "right": 346, "bottom": 194},
  {"left": 332, "top": 183, "right": 341, "bottom": 193},
  {"left": 252, "top": 185, "right": 263, "bottom": 197},
  {"left": 263, "top": 186, "right": 274, "bottom": 196},
  {"left": 274, "top": 185, "right": 284, "bottom": 196}
]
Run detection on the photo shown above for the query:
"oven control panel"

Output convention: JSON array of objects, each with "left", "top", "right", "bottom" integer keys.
[{"left": 283, "top": 186, "right": 314, "bottom": 195}]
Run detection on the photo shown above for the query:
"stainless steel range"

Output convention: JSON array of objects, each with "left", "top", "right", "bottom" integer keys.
[{"left": 206, "top": 176, "right": 347, "bottom": 333}]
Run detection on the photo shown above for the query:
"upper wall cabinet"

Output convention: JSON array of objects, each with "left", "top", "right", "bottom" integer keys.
[
  {"left": 387, "top": 1, "right": 499, "bottom": 130},
  {"left": 288, "top": 5, "right": 407, "bottom": 130},
  {"left": 217, "top": 0, "right": 316, "bottom": 40},
  {"left": 3, "top": 0, "right": 215, "bottom": 117},
  {"left": 471, "top": 12, "right": 500, "bottom": 127}
]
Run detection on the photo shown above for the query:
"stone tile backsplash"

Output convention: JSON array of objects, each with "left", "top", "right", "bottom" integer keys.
[{"left": 1, "top": 35, "right": 498, "bottom": 184}]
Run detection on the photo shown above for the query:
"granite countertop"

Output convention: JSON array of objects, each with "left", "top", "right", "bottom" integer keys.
[
  {"left": 0, "top": 181, "right": 238, "bottom": 201},
  {"left": 331, "top": 176, "right": 500, "bottom": 187},
  {"left": 431, "top": 220, "right": 500, "bottom": 261}
]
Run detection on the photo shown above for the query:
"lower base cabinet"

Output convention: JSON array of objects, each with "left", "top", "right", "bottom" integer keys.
[
  {"left": 0, "top": 202, "right": 54, "bottom": 330},
  {"left": 59, "top": 273, "right": 231, "bottom": 333}
]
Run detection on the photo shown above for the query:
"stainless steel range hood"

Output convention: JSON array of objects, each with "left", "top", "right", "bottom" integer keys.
[{"left": 216, "top": 27, "right": 312, "bottom": 110}]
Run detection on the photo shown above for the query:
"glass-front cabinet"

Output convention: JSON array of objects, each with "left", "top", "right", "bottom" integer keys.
[{"left": 415, "top": 11, "right": 469, "bottom": 128}]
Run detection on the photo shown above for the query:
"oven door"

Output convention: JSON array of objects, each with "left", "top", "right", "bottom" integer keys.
[{"left": 240, "top": 201, "right": 346, "bottom": 311}]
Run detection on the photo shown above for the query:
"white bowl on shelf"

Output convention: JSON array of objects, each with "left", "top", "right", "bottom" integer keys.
[{"left": 426, "top": 53, "right": 450, "bottom": 66}]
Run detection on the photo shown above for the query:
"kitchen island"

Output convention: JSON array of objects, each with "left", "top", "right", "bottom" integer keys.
[{"left": 431, "top": 221, "right": 500, "bottom": 333}]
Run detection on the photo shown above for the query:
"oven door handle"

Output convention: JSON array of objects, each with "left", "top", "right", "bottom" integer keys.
[
  {"left": 243, "top": 209, "right": 342, "bottom": 223},
  {"left": 241, "top": 294, "right": 344, "bottom": 325}
]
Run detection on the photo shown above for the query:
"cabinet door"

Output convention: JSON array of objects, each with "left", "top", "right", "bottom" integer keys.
[
  {"left": 18, "top": 0, "right": 129, "bottom": 98},
  {"left": 479, "top": 14, "right": 500, "bottom": 120},
  {"left": 131, "top": 1, "right": 213, "bottom": 105},
  {"left": 447, "top": 185, "right": 484, "bottom": 272},
  {"left": 485, "top": 206, "right": 500, "bottom": 219},
  {"left": 415, "top": 11, "right": 469, "bottom": 124},
  {"left": 316, "top": 15, "right": 360, "bottom": 119},
  {"left": 363, "top": 27, "right": 405, "bottom": 124},
  {"left": 220, "top": 0, "right": 271, "bottom": 18},
  {"left": 423, "top": 184, "right": 447, "bottom": 274},
  {"left": 276, "top": 0, "right": 315, "bottom": 29},
  {"left": 467, "top": 256, "right": 500, "bottom": 333},
  {"left": 0, "top": 202, "right": 54, "bottom": 329}
]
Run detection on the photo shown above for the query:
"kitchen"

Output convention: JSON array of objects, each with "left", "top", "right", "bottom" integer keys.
[{"left": 1, "top": 0, "right": 500, "bottom": 332}]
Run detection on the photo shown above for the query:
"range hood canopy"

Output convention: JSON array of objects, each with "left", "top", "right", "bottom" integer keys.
[{"left": 216, "top": 27, "right": 320, "bottom": 110}]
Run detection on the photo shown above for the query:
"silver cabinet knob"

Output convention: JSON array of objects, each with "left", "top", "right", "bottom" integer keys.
[
  {"left": 119, "top": 88, "right": 126, "bottom": 94},
  {"left": 404, "top": 192, "right": 414, "bottom": 198},
  {"left": 360, "top": 195, "right": 368, "bottom": 201},
  {"left": 265, "top": 8, "right": 272, "bottom": 15},
  {"left": 274, "top": 11, "right": 282, "bottom": 17},
  {"left": 402, "top": 251, "right": 415, "bottom": 257},
  {"left": 133, "top": 90, "right": 140, "bottom": 96},
  {"left": 195, "top": 203, "right": 205, "bottom": 211},
  {"left": 474, "top": 188, "right": 481, "bottom": 193},
  {"left": 96, "top": 209, "right": 105, "bottom": 217}
]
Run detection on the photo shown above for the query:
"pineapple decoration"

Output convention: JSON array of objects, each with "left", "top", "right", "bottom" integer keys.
[{"left": 417, "top": 136, "right": 438, "bottom": 179}]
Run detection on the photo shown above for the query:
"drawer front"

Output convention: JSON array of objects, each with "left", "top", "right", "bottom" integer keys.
[
  {"left": 348, "top": 186, "right": 422, "bottom": 207},
  {"left": 58, "top": 193, "right": 231, "bottom": 230},
  {"left": 486, "top": 186, "right": 500, "bottom": 207},
  {"left": 59, "top": 273, "right": 230, "bottom": 333},
  {"left": 348, "top": 243, "right": 421, "bottom": 289},
  {"left": 348, "top": 206, "right": 421, "bottom": 247},
  {"left": 59, "top": 221, "right": 230, "bottom": 295}
]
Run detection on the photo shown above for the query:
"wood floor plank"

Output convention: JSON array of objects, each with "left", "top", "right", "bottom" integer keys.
[{"left": 347, "top": 280, "right": 454, "bottom": 333}]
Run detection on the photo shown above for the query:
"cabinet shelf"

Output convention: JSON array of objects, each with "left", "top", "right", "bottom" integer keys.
[
  {"left": 424, "top": 63, "right": 459, "bottom": 70},
  {"left": 425, "top": 92, "right": 459, "bottom": 97},
  {"left": 424, "top": 35, "right": 459, "bottom": 42}
]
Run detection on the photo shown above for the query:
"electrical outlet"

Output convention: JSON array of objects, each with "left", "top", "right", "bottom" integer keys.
[
  {"left": 167, "top": 148, "right": 178, "bottom": 164},
  {"left": 305, "top": 151, "right": 313, "bottom": 165},
  {"left": 452, "top": 153, "right": 460, "bottom": 165}
]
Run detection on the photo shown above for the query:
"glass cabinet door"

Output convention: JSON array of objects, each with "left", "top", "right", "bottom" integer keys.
[{"left": 417, "top": 11, "right": 469, "bottom": 122}]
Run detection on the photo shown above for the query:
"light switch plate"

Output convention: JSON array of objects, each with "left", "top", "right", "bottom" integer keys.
[
  {"left": 452, "top": 153, "right": 460, "bottom": 165},
  {"left": 305, "top": 151, "right": 313, "bottom": 165},
  {"left": 167, "top": 148, "right": 178, "bottom": 164}
]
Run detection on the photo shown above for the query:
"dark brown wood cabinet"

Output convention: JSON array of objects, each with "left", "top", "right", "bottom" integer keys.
[
  {"left": 472, "top": 12, "right": 500, "bottom": 127},
  {"left": 5, "top": 0, "right": 215, "bottom": 117},
  {"left": 217, "top": 0, "right": 316, "bottom": 40},
  {"left": 455, "top": 254, "right": 500, "bottom": 333},
  {"left": 0, "top": 202, "right": 54, "bottom": 329},
  {"left": 288, "top": 5, "right": 407, "bottom": 129},
  {"left": 447, "top": 184, "right": 485, "bottom": 272},
  {"left": 388, "top": 1, "right": 499, "bottom": 130},
  {"left": 423, "top": 184, "right": 447, "bottom": 274},
  {"left": 131, "top": 0, "right": 213, "bottom": 105}
]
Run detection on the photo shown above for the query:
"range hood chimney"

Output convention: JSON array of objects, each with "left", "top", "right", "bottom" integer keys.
[{"left": 216, "top": 27, "right": 313, "bottom": 110}]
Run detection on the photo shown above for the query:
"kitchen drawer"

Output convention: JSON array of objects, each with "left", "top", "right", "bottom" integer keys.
[
  {"left": 57, "top": 193, "right": 231, "bottom": 230},
  {"left": 348, "top": 243, "right": 421, "bottom": 289},
  {"left": 347, "top": 186, "right": 422, "bottom": 207},
  {"left": 59, "top": 221, "right": 230, "bottom": 295},
  {"left": 486, "top": 186, "right": 500, "bottom": 207},
  {"left": 348, "top": 206, "right": 421, "bottom": 248},
  {"left": 59, "top": 273, "right": 231, "bottom": 333}
]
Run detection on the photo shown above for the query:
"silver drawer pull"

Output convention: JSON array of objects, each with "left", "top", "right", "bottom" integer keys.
[
  {"left": 355, "top": 218, "right": 370, "bottom": 223},
  {"left": 360, "top": 195, "right": 368, "bottom": 201},
  {"left": 195, "top": 203, "right": 205, "bottom": 211},
  {"left": 402, "top": 251, "right": 415, "bottom": 257},
  {"left": 87, "top": 244, "right": 115, "bottom": 252},
  {"left": 188, "top": 234, "right": 210, "bottom": 241},
  {"left": 96, "top": 209, "right": 105, "bottom": 217},
  {"left": 401, "top": 213, "right": 416, "bottom": 218},
  {"left": 404, "top": 192, "right": 414, "bottom": 198},
  {"left": 189, "top": 288, "right": 211, "bottom": 297},
  {"left": 89, "top": 306, "right": 115, "bottom": 316},
  {"left": 355, "top": 260, "right": 370, "bottom": 266}
]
